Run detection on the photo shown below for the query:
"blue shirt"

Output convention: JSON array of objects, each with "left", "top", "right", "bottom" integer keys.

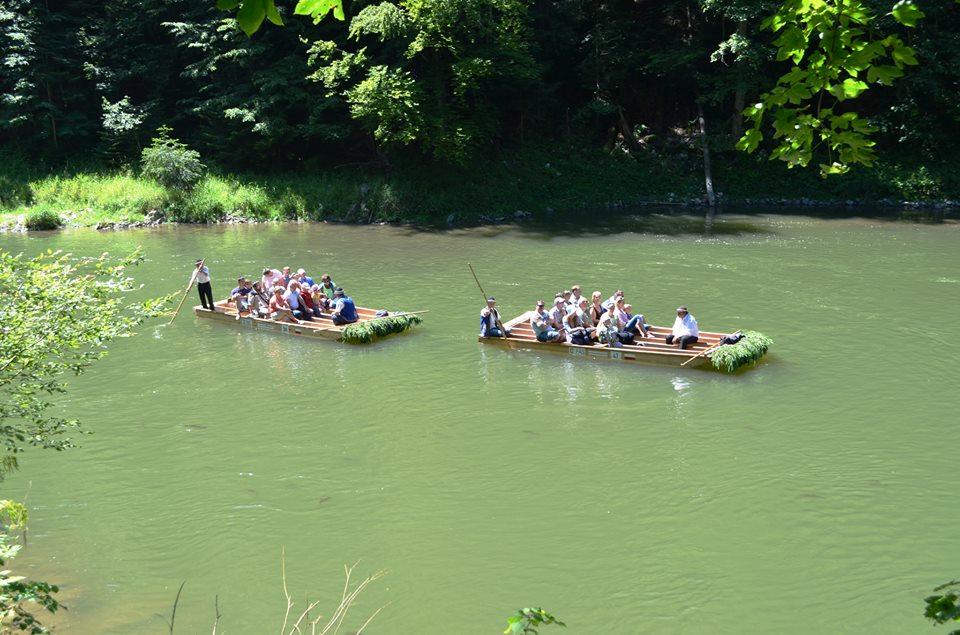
[
  {"left": 231, "top": 286, "right": 251, "bottom": 297},
  {"left": 301, "top": 276, "right": 315, "bottom": 287},
  {"left": 284, "top": 289, "right": 301, "bottom": 310},
  {"left": 334, "top": 296, "right": 358, "bottom": 322}
]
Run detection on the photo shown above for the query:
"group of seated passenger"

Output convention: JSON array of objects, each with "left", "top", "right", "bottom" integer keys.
[
  {"left": 226, "top": 266, "right": 358, "bottom": 326},
  {"left": 480, "top": 286, "right": 700, "bottom": 350}
]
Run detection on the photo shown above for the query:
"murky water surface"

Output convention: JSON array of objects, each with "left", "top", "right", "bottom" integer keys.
[{"left": 2, "top": 212, "right": 958, "bottom": 633}]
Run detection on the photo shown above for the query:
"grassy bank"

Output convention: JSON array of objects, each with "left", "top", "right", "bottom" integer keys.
[{"left": 2, "top": 147, "right": 958, "bottom": 231}]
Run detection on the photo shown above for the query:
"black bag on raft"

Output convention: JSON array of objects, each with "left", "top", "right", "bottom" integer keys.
[
  {"left": 570, "top": 331, "right": 592, "bottom": 345},
  {"left": 720, "top": 333, "right": 743, "bottom": 345},
  {"left": 617, "top": 331, "right": 635, "bottom": 346}
]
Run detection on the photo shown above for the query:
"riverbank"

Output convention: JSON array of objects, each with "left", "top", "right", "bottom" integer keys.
[{"left": 2, "top": 147, "right": 959, "bottom": 231}]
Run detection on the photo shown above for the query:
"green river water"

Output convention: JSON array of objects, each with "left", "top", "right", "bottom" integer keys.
[{"left": 1, "top": 212, "right": 958, "bottom": 634}]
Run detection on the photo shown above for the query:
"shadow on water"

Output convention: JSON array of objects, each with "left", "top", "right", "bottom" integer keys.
[
  {"left": 395, "top": 202, "right": 958, "bottom": 238},
  {"left": 397, "top": 206, "right": 772, "bottom": 238}
]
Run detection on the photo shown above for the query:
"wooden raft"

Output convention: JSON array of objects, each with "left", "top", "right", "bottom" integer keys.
[
  {"left": 194, "top": 301, "right": 410, "bottom": 342},
  {"left": 478, "top": 311, "right": 733, "bottom": 369}
]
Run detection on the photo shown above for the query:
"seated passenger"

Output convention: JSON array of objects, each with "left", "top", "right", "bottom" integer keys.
[
  {"left": 227, "top": 277, "right": 252, "bottom": 320},
  {"left": 570, "top": 285, "right": 585, "bottom": 308},
  {"left": 576, "top": 297, "right": 601, "bottom": 342},
  {"left": 548, "top": 296, "right": 567, "bottom": 330},
  {"left": 261, "top": 268, "right": 282, "bottom": 293},
  {"left": 307, "top": 285, "right": 327, "bottom": 315},
  {"left": 319, "top": 274, "right": 337, "bottom": 301},
  {"left": 331, "top": 288, "right": 359, "bottom": 326},
  {"left": 479, "top": 297, "right": 509, "bottom": 337},
  {"left": 269, "top": 286, "right": 300, "bottom": 324},
  {"left": 248, "top": 281, "right": 270, "bottom": 317},
  {"left": 282, "top": 266, "right": 293, "bottom": 286},
  {"left": 296, "top": 268, "right": 316, "bottom": 288},
  {"left": 299, "top": 283, "right": 320, "bottom": 318},
  {"left": 530, "top": 300, "right": 563, "bottom": 342},
  {"left": 602, "top": 289, "right": 624, "bottom": 311},
  {"left": 284, "top": 281, "right": 313, "bottom": 322},
  {"left": 564, "top": 298, "right": 595, "bottom": 345},
  {"left": 597, "top": 306, "right": 622, "bottom": 347},
  {"left": 618, "top": 299, "right": 651, "bottom": 338},
  {"left": 589, "top": 291, "right": 606, "bottom": 324},
  {"left": 666, "top": 306, "right": 699, "bottom": 349}
]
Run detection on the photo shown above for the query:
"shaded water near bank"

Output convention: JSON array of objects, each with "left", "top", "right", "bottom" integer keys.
[{"left": 1, "top": 210, "right": 958, "bottom": 633}]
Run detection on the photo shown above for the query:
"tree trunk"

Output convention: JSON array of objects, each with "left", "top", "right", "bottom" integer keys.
[
  {"left": 731, "top": 21, "right": 748, "bottom": 140},
  {"left": 617, "top": 106, "right": 641, "bottom": 154},
  {"left": 697, "top": 101, "right": 716, "bottom": 208},
  {"left": 45, "top": 81, "right": 58, "bottom": 149}
]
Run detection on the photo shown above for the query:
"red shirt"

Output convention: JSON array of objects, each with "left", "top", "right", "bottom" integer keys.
[{"left": 300, "top": 290, "right": 315, "bottom": 310}]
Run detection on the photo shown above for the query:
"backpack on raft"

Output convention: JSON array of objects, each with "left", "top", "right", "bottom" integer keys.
[{"left": 569, "top": 331, "right": 592, "bottom": 346}]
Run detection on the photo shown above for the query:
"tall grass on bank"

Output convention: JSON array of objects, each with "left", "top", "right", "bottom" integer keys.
[{"left": 30, "top": 173, "right": 166, "bottom": 223}]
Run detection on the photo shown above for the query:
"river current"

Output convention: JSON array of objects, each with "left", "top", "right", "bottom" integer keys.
[{"left": 2, "top": 212, "right": 958, "bottom": 633}]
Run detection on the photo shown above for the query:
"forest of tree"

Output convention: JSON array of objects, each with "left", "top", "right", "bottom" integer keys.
[{"left": 1, "top": 0, "right": 957, "bottom": 174}]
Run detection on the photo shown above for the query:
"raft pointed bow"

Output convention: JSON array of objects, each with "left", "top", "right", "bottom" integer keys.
[
  {"left": 479, "top": 311, "right": 770, "bottom": 371},
  {"left": 193, "top": 301, "right": 422, "bottom": 343}
]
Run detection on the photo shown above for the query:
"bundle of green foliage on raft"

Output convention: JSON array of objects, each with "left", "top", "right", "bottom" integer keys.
[
  {"left": 710, "top": 331, "right": 773, "bottom": 372},
  {"left": 341, "top": 314, "right": 423, "bottom": 344}
]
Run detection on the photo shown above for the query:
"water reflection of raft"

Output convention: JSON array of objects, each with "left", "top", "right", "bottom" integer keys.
[
  {"left": 194, "top": 301, "right": 423, "bottom": 344},
  {"left": 480, "top": 311, "right": 771, "bottom": 372}
]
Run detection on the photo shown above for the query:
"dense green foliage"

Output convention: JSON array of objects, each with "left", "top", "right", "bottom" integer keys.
[
  {"left": 925, "top": 580, "right": 960, "bottom": 635},
  {"left": 709, "top": 330, "right": 773, "bottom": 372},
  {"left": 0, "top": 500, "right": 60, "bottom": 633},
  {"left": 1, "top": 0, "right": 958, "bottom": 183},
  {"left": 0, "top": 249, "right": 167, "bottom": 459},
  {"left": 341, "top": 313, "right": 422, "bottom": 343},
  {"left": 0, "top": 249, "right": 167, "bottom": 631},
  {"left": 503, "top": 607, "right": 565, "bottom": 634},
  {"left": 738, "top": 0, "right": 925, "bottom": 176},
  {"left": 140, "top": 127, "right": 206, "bottom": 191},
  {"left": 23, "top": 209, "right": 61, "bottom": 231}
]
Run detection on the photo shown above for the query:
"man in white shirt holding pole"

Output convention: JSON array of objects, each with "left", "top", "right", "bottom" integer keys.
[
  {"left": 666, "top": 305, "right": 699, "bottom": 350},
  {"left": 194, "top": 259, "right": 214, "bottom": 310}
]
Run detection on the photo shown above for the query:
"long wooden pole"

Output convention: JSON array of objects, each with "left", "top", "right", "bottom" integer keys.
[
  {"left": 681, "top": 329, "right": 740, "bottom": 367},
  {"left": 467, "top": 263, "right": 506, "bottom": 338},
  {"left": 168, "top": 259, "right": 204, "bottom": 326}
]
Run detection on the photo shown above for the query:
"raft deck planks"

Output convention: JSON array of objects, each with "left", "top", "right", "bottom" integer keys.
[
  {"left": 478, "top": 310, "right": 732, "bottom": 369},
  {"left": 194, "top": 301, "right": 411, "bottom": 341}
]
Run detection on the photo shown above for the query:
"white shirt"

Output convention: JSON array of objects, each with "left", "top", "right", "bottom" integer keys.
[
  {"left": 601, "top": 293, "right": 621, "bottom": 310},
  {"left": 548, "top": 305, "right": 565, "bottom": 328},
  {"left": 480, "top": 307, "right": 500, "bottom": 329},
  {"left": 261, "top": 270, "right": 281, "bottom": 292},
  {"left": 195, "top": 266, "right": 210, "bottom": 284},
  {"left": 529, "top": 310, "right": 550, "bottom": 336},
  {"left": 672, "top": 313, "right": 699, "bottom": 338}
]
